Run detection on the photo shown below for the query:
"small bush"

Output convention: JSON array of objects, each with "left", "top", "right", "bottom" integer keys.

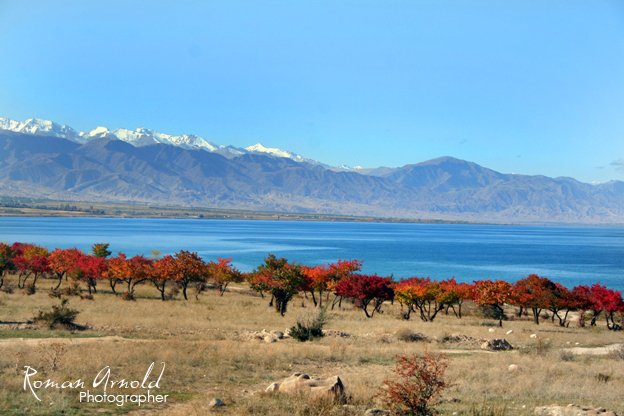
[
  {"left": 25, "top": 284, "right": 36, "bottom": 296},
  {"left": 377, "top": 349, "right": 450, "bottom": 416},
  {"left": 121, "top": 291, "right": 135, "bottom": 301},
  {"left": 478, "top": 304, "right": 507, "bottom": 322},
  {"left": 290, "top": 307, "right": 328, "bottom": 342},
  {"left": 48, "top": 289, "right": 62, "bottom": 299},
  {"left": 33, "top": 299, "right": 80, "bottom": 329},
  {"left": 1, "top": 285, "right": 14, "bottom": 294},
  {"left": 62, "top": 281, "right": 81, "bottom": 297},
  {"left": 165, "top": 285, "right": 180, "bottom": 300},
  {"left": 559, "top": 350, "right": 575, "bottom": 362}
]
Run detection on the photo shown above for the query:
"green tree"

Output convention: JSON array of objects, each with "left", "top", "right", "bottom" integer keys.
[{"left": 92, "top": 243, "right": 112, "bottom": 258}]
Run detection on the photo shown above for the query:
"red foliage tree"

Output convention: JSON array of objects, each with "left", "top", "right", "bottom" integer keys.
[
  {"left": 588, "top": 284, "right": 624, "bottom": 330},
  {"left": 334, "top": 274, "right": 394, "bottom": 318},
  {"left": 511, "top": 275, "right": 556, "bottom": 325},
  {"left": 12, "top": 244, "right": 51, "bottom": 289},
  {"left": 208, "top": 257, "right": 243, "bottom": 296},
  {"left": 49, "top": 248, "right": 84, "bottom": 290},
  {"left": 72, "top": 255, "right": 107, "bottom": 294},
  {"left": 302, "top": 259, "right": 362, "bottom": 308}
]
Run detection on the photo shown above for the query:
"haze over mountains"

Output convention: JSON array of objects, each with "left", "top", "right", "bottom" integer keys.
[{"left": 1, "top": 118, "right": 623, "bottom": 224}]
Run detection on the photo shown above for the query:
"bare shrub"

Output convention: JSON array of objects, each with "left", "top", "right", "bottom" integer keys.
[{"left": 377, "top": 349, "right": 450, "bottom": 415}]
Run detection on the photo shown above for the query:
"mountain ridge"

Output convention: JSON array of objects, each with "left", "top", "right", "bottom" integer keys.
[{"left": 1, "top": 129, "right": 623, "bottom": 224}]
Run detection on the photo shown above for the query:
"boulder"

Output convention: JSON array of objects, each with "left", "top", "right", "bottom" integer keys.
[
  {"left": 534, "top": 404, "right": 617, "bottom": 415},
  {"left": 508, "top": 364, "right": 520, "bottom": 372},
  {"left": 506, "top": 330, "right": 514, "bottom": 335},
  {"left": 265, "top": 373, "right": 345, "bottom": 400},
  {"left": 208, "top": 398, "right": 225, "bottom": 408},
  {"left": 270, "top": 330, "right": 284, "bottom": 339},
  {"left": 530, "top": 334, "right": 539, "bottom": 339},
  {"left": 481, "top": 339, "right": 513, "bottom": 351},
  {"left": 488, "top": 328, "right": 496, "bottom": 333}
]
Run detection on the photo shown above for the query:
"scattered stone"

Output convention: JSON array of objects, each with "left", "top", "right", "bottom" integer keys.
[
  {"left": 508, "top": 364, "right": 520, "bottom": 373},
  {"left": 530, "top": 334, "right": 538, "bottom": 339},
  {"left": 481, "top": 339, "right": 513, "bottom": 351},
  {"left": 209, "top": 398, "right": 225, "bottom": 408},
  {"left": 270, "top": 330, "right": 284, "bottom": 339},
  {"left": 506, "top": 330, "right": 514, "bottom": 335},
  {"left": 489, "top": 328, "right": 496, "bottom": 333},
  {"left": 265, "top": 373, "right": 345, "bottom": 400},
  {"left": 364, "top": 409, "right": 391, "bottom": 416},
  {"left": 442, "top": 334, "right": 486, "bottom": 345},
  {"left": 322, "top": 329, "right": 351, "bottom": 338},
  {"left": 438, "top": 397, "right": 461, "bottom": 403},
  {"left": 534, "top": 404, "right": 617, "bottom": 415},
  {"left": 264, "top": 336, "right": 277, "bottom": 343}
]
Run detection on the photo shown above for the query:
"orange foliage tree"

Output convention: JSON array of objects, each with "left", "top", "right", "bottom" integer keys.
[
  {"left": 170, "top": 250, "right": 209, "bottom": 300},
  {"left": 0, "top": 242, "right": 16, "bottom": 290},
  {"left": 105, "top": 253, "right": 154, "bottom": 296},
  {"left": 473, "top": 280, "right": 513, "bottom": 327},
  {"left": 151, "top": 255, "right": 176, "bottom": 300}
]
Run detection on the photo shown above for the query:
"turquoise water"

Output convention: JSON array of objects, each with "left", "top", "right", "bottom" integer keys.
[{"left": 1, "top": 217, "right": 623, "bottom": 290}]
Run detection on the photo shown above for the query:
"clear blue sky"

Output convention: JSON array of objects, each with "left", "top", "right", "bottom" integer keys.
[{"left": 1, "top": 0, "right": 623, "bottom": 183}]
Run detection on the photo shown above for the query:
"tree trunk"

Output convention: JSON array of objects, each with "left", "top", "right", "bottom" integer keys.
[{"left": 54, "top": 273, "right": 64, "bottom": 290}]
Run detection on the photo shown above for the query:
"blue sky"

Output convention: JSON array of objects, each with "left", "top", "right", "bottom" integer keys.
[{"left": 1, "top": 0, "right": 623, "bottom": 183}]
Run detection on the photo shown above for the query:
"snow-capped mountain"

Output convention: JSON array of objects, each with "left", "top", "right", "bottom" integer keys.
[
  {"left": 0, "top": 117, "right": 81, "bottom": 142},
  {"left": 245, "top": 143, "right": 319, "bottom": 165},
  {"left": 0, "top": 117, "right": 326, "bottom": 165}
]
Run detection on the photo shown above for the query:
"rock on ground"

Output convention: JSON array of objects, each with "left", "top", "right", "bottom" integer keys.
[
  {"left": 265, "top": 373, "right": 345, "bottom": 400},
  {"left": 481, "top": 339, "right": 513, "bottom": 351},
  {"left": 208, "top": 398, "right": 225, "bottom": 408}
]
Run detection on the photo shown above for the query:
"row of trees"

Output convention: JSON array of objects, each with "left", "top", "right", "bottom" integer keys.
[
  {"left": 0, "top": 242, "right": 241, "bottom": 301},
  {"left": 1, "top": 242, "right": 623, "bottom": 329}
]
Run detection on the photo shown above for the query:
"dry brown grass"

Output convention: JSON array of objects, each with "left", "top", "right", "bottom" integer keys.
[{"left": 1, "top": 274, "right": 623, "bottom": 414}]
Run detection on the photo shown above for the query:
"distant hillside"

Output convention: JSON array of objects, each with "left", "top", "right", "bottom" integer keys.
[{"left": 1, "top": 130, "right": 623, "bottom": 223}]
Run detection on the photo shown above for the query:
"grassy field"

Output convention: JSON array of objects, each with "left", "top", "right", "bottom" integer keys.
[{"left": 0, "top": 274, "right": 623, "bottom": 415}]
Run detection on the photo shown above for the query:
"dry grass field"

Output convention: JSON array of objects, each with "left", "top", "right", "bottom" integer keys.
[{"left": 1, "top": 274, "right": 623, "bottom": 415}]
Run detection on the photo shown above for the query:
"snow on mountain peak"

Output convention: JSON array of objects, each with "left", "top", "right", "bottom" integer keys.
[{"left": 0, "top": 117, "right": 347, "bottom": 168}]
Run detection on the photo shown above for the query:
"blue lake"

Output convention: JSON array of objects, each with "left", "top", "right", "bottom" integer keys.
[{"left": 1, "top": 217, "right": 623, "bottom": 290}]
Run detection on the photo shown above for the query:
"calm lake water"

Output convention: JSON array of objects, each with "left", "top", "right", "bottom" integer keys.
[{"left": 1, "top": 217, "right": 623, "bottom": 290}]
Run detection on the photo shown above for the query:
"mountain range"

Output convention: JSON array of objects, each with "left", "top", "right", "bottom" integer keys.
[
  {"left": 0, "top": 118, "right": 346, "bottom": 169},
  {"left": 1, "top": 118, "right": 623, "bottom": 224}
]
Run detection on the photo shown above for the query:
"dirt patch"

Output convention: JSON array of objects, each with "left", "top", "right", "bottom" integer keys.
[
  {"left": 563, "top": 343, "right": 623, "bottom": 355},
  {"left": 0, "top": 335, "right": 139, "bottom": 347}
]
